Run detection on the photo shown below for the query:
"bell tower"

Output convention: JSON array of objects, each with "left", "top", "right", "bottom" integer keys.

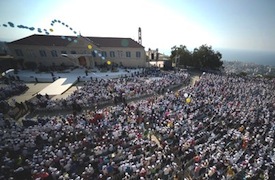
[{"left": 138, "top": 27, "right": 142, "bottom": 45}]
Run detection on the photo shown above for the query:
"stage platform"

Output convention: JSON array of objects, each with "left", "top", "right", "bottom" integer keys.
[{"left": 38, "top": 77, "right": 77, "bottom": 95}]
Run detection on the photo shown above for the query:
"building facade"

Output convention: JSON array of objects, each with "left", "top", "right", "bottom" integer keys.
[
  {"left": 146, "top": 48, "right": 170, "bottom": 68},
  {"left": 7, "top": 34, "right": 146, "bottom": 68}
]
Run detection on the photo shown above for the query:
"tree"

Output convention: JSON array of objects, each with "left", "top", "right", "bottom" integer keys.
[
  {"left": 171, "top": 44, "right": 223, "bottom": 69},
  {"left": 192, "top": 44, "right": 223, "bottom": 69},
  {"left": 170, "top": 45, "right": 192, "bottom": 68}
]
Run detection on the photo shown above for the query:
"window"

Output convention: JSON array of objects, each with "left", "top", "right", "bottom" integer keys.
[
  {"left": 97, "top": 51, "right": 101, "bottom": 57},
  {"left": 26, "top": 49, "right": 36, "bottom": 57},
  {"left": 51, "top": 50, "right": 58, "bottom": 57},
  {"left": 15, "top": 49, "right": 24, "bottom": 56},
  {"left": 136, "top": 51, "right": 141, "bottom": 58},
  {"left": 126, "top": 51, "right": 131, "bottom": 58},
  {"left": 92, "top": 51, "right": 96, "bottom": 57},
  {"left": 39, "top": 50, "right": 47, "bottom": 57},
  {"left": 110, "top": 51, "right": 115, "bottom": 57},
  {"left": 151, "top": 53, "right": 154, "bottom": 60},
  {"left": 71, "top": 50, "right": 76, "bottom": 54},
  {"left": 117, "top": 51, "right": 123, "bottom": 58},
  {"left": 102, "top": 51, "right": 107, "bottom": 57}
]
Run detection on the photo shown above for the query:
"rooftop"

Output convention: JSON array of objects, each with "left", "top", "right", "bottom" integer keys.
[{"left": 8, "top": 34, "right": 144, "bottom": 48}]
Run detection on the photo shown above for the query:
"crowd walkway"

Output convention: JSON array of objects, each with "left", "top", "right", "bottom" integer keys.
[{"left": 38, "top": 77, "right": 77, "bottom": 96}]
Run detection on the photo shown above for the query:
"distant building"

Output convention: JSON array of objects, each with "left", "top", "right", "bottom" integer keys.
[
  {"left": 146, "top": 48, "right": 170, "bottom": 68},
  {"left": 7, "top": 34, "right": 146, "bottom": 68},
  {"left": 0, "top": 41, "right": 15, "bottom": 73}
]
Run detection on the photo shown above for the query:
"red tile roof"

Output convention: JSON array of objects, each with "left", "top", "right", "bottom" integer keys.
[
  {"left": 8, "top": 34, "right": 144, "bottom": 48},
  {"left": 9, "top": 34, "right": 73, "bottom": 46}
]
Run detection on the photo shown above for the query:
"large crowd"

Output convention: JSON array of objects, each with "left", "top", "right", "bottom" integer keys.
[
  {"left": 0, "top": 82, "right": 28, "bottom": 101},
  {"left": 0, "top": 81, "right": 29, "bottom": 114},
  {"left": 0, "top": 71, "right": 275, "bottom": 180},
  {"left": 25, "top": 69, "right": 190, "bottom": 112}
]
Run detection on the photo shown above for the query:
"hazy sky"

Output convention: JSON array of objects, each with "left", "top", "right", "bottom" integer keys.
[{"left": 1, "top": 0, "right": 275, "bottom": 56}]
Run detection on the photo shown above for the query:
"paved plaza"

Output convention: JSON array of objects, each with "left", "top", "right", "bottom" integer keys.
[{"left": 4, "top": 67, "right": 143, "bottom": 105}]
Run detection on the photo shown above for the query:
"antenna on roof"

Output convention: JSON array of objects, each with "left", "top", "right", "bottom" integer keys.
[{"left": 138, "top": 27, "right": 142, "bottom": 45}]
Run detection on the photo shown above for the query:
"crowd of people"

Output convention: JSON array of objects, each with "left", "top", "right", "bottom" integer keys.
[
  {"left": 25, "top": 69, "right": 190, "bottom": 112},
  {"left": 0, "top": 71, "right": 275, "bottom": 180},
  {"left": 0, "top": 81, "right": 28, "bottom": 101},
  {"left": 0, "top": 81, "right": 29, "bottom": 114},
  {"left": 176, "top": 74, "right": 275, "bottom": 179}
]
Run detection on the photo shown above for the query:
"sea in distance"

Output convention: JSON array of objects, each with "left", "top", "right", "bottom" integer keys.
[{"left": 220, "top": 48, "right": 275, "bottom": 67}]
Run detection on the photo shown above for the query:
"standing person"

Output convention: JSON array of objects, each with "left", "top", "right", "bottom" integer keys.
[
  {"left": 122, "top": 96, "right": 127, "bottom": 106},
  {"left": 11, "top": 98, "right": 16, "bottom": 107}
]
